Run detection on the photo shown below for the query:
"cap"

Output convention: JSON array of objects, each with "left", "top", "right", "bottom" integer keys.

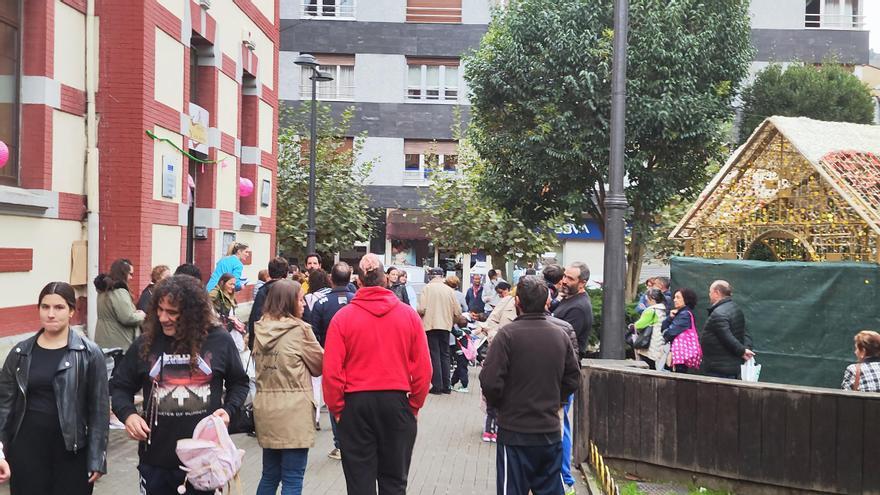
[{"left": 429, "top": 267, "right": 444, "bottom": 276}]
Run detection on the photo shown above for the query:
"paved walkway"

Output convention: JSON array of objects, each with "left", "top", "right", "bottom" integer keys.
[{"left": 0, "top": 367, "right": 587, "bottom": 494}]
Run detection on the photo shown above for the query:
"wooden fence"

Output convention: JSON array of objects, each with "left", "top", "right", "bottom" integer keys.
[{"left": 574, "top": 362, "right": 880, "bottom": 494}]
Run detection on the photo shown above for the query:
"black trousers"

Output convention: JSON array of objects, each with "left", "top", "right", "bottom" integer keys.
[
  {"left": 451, "top": 350, "right": 469, "bottom": 388},
  {"left": 496, "top": 442, "right": 564, "bottom": 495},
  {"left": 337, "top": 391, "right": 417, "bottom": 495},
  {"left": 426, "top": 330, "right": 451, "bottom": 392},
  {"left": 9, "top": 410, "right": 93, "bottom": 495}
]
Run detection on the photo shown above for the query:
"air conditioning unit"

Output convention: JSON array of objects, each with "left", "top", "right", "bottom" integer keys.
[
  {"left": 199, "top": 0, "right": 211, "bottom": 9},
  {"left": 242, "top": 30, "right": 256, "bottom": 51}
]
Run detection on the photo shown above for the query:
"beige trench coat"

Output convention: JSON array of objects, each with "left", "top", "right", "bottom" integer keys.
[{"left": 253, "top": 316, "right": 324, "bottom": 449}]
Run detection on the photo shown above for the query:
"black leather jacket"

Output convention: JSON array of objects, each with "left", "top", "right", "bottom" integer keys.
[
  {"left": 699, "top": 298, "right": 753, "bottom": 376},
  {"left": 0, "top": 330, "right": 109, "bottom": 473}
]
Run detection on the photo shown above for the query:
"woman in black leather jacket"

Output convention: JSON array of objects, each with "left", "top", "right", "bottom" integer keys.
[{"left": 0, "top": 282, "right": 109, "bottom": 494}]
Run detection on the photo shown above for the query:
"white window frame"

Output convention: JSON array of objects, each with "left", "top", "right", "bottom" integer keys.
[
  {"left": 302, "top": 0, "right": 355, "bottom": 20},
  {"left": 402, "top": 153, "right": 458, "bottom": 185},
  {"left": 300, "top": 64, "right": 355, "bottom": 102},
  {"left": 406, "top": 64, "right": 459, "bottom": 103}
]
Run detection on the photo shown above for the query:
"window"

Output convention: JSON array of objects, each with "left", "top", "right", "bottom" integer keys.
[
  {"left": 299, "top": 54, "right": 355, "bottom": 101},
  {"left": 405, "top": 154, "right": 420, "bottom": 171},
  {"left": 303, "top": 0, "right": 355, "bottom": 19},
  {"left": 406, "top": 0, "right": 461, "bottom": 23},
  {"left": 0, "top": 0, "right": 20, "bottom": 185},
  {"left": 406, "top": 59, "right": 459, "bottom": 103},
  {"left": 403, "top": 140, "right": 458, "bottom": 185}
]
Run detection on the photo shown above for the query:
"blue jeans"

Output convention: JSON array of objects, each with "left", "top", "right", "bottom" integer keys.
[
  {"left": 561, "top": 395, "right": 574, "bottom": 486},
  {"left": 329, "top": 413, "right": 339, "bottom": 449},
  {"left": 256, "top": 448, "right": 309, "bottom": 495}
]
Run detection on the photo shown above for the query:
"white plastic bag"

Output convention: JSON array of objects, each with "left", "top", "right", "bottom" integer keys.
[{"left": 741, "top": 357, "right": 762, "bottom": 382}]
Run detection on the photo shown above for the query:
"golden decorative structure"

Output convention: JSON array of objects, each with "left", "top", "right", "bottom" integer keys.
[{"left": 671, "top": 117, "right": 880, "bottom": 263}]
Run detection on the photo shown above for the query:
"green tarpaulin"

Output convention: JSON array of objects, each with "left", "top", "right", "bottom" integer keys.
[{"left": 670, "top": 256, "right": 880, "bottom": 388}]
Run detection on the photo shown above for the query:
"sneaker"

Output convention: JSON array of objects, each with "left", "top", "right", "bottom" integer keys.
[
  {"left": 481, "top": 432, "right": 492, "bottom": 442},
  {"left": 454, "top": 387, "right": 469, "bottom": 393},
  {"left": 109, "top": 415, "right": 125, "bottom": 430},
  {"left": 315, "top": 421, "right": 321, "bottom": 431},
  {"left": 328, "top": 448, "right": 342, "bottom": 460},
  {"left": 564, "top": 483, "right": 576, "bottom": 495},
  {"left": 490, "top": 433, "right": 497, "bottom": 443}
]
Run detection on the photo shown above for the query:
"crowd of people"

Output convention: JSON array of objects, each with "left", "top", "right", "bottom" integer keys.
[{"left": 0, "top": 250, "right": 877, "bottom": 495}]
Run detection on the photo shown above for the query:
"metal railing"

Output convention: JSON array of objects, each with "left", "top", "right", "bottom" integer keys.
[
  {"left": 588, "top": 441, "right": 621, "bottom": 495},
  {"left": 302, "top": 0, "right": 355, "bottom": 19},
  {"left": 804, "top": 13, "right": 867, "bottom": 30}
]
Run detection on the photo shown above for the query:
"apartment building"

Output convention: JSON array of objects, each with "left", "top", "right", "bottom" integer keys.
[
  {"left": 280, "top": 0, "right": 492, "bottom": 268},
  {"left": 0, "top": 0, "right": 281, "bottom": 337},
  {"left": 750, "top": 0, "right": 869, "bottom": 70},
  {"left": 279, "top": 0, "right": 871, "bottom": 280}
]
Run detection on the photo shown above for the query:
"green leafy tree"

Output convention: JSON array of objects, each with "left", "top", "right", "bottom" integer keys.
[
  {"left": 739, "top": 62, "right": 875, "bottom": 144},
  {"left": 276, "top": 104, "right": 374, "bottom": 257},
  {"left": 421, "top": 135, "right": 560, "bottom": 265},
  {"left": 465, "top": 0, "right": 753, "bottom": 299}
]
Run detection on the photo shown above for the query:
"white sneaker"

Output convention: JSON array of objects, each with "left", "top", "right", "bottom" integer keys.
[{"left": 453, "top": 387, "right": 469, "bottom": 393}]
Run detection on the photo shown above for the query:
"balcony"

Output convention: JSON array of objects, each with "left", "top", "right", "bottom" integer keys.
[
  {"left": 804, "top": 12, "right": 867, "bottom": 30},
  {"left": 302, "top": 0, "right": 355, "bottom": 20}
]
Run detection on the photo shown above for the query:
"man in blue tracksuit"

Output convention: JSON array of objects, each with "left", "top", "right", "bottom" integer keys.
[{"left": 309, "top": 261, "right": 356, "bottom": 460}]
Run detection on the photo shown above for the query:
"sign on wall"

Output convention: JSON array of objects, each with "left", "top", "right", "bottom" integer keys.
[
  {"left": 555, "top": 220, "right": 604, "bottom": 240},
  {"left": 188, "top": 102, "right": 210, "bottom": 155},
  {"left": 261, "top": 179, "right": 271, "bottom": 207},
  {"left": 161, "top": 156, "right": 177, "bottom": 199}
]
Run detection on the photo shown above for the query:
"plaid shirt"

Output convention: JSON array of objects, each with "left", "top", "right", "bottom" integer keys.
[{"left": 842, "top": 359, "right": 880, "bottom": 392}]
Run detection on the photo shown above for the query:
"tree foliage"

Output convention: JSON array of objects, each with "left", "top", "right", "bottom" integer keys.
[
  {"left": 464, "top": 0, "right": 753, "bottom": 297},
  {"left": 739, "top": 62, "right": 875, "bottom": 144},
  {"left": 420, "top": 135, "right": 560, "bottom": 263},
  {"left": 276, "top": 104, "right": 374, "bottom": 256}
]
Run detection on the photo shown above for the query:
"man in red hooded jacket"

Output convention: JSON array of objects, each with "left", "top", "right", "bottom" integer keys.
[{"left": 322, "top": 253, "right": 432, "bottom": 495}]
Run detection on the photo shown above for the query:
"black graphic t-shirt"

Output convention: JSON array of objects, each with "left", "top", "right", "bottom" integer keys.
[{"left": 109, "top": 326, "right": 249, "bottom": 468}]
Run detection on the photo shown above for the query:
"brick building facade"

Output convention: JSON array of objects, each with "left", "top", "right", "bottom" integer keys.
[{"left": 0, "top": 0, "right": 280, "bottom": 336}]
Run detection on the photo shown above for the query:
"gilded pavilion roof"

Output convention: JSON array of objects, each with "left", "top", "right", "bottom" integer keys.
[{"left": 672, "top": 116, "right": 880, "bottom": 241}]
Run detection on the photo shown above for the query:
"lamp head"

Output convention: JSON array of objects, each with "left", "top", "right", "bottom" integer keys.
[
  {"left": 313, "top": 70, "right": 334, "bottom": 82},
  {"left": 294, "top": 53, "right": 319, "bottom": 68}
]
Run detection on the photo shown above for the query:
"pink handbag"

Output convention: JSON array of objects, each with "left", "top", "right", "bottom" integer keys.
[
  {"left": 670, "top": 312, "right": 702, "bottom": 369},
  {"left": 175, "top": 415, "right": 245, "bottom": 493}
]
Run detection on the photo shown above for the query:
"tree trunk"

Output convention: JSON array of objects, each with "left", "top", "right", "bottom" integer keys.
[{"left": 625, "top": 220, "right": 647, "bottom": 303}]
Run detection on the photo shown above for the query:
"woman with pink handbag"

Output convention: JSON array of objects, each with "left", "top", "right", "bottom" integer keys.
[{"left": 660, "top": 287, "right": 702, "bottom": 372}]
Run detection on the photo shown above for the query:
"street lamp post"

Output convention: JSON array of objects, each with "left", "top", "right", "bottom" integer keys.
[
  {"left": 294, "top": 54, "right": 333, "bottom": 254},
  {"left": 600, "top": 0, "right": 629, "bottom": 359}
]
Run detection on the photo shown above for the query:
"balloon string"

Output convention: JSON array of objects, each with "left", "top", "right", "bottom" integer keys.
[{"left": 145, "top": 130, "right": 223, "bottom": 164}]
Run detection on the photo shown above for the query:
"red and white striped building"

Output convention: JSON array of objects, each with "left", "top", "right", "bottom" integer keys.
[{"left": 0, "top": 0, "right": 280, "bottom": 337}]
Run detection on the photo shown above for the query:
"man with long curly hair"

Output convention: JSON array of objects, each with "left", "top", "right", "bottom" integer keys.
[{"left": 110, "top": 275, "right": 249, "bottom": 494}]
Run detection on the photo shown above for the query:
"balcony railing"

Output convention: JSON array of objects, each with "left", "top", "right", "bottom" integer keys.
[
  {"left": 804, "top": 13, "right": 867, "bottom": 30},
  {"left": 302, "top": 1, "right": 355, "bottom": 19}
]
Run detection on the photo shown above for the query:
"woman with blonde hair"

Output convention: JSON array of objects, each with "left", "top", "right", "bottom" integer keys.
[
  {"left": 253, "top": 280, "right": 323, "bottom": 495},
  {"left": 842, "top": 330, "right": 880, "bottom": 392}
]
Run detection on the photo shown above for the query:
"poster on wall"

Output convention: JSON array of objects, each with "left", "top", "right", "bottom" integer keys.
[
  {"left": 391, "top": 240, "right": 416, "bottom": 266},
  {"left": 162, "top": 156, "right": 176, "bottom": 199}
]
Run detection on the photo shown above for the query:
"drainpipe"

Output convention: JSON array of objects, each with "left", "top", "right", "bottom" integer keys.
[{"left": 84, "top": 0, "right": 99, "bottom": 339}]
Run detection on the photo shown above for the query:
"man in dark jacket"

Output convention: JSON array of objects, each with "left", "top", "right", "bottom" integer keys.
[
  {"left": 466, "top": 274, "right": 486, "bottom": 315},
  {"left": 480, "top": 275, "right": 581, "bottom": 495},
  {"left": 310, "top": 262, "right": 355, "bottom": 461},
  {"left": 247, "top": 256, "right": 289, "bottom": 350},
  {"left": 553, "top": 262, "right": 593, "bottom": 358},
  {"left": 700, "top": 280, "right": 755, "bottom": 379}
]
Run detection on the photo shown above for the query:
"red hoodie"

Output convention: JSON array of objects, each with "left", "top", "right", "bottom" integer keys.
[{"left": 322, "top": 286, "right": 432, "bottom": 416}]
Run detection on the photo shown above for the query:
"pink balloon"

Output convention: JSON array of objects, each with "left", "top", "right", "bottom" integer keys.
[
  {"left": 239, "top": 177, "right": 254, "bottom": 197},
  {"left": 0, "top": 141, "right": 8, "bottom": 168}
]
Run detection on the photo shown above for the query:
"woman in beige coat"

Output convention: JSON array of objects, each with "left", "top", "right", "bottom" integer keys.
[{"left": 253, "top": 279, "right": 323, "bottom": 495}]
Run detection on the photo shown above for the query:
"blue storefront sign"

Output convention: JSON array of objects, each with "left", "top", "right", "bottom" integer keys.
[{"left": 555, "top": 220, "right": 604, "bottom": 240}]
